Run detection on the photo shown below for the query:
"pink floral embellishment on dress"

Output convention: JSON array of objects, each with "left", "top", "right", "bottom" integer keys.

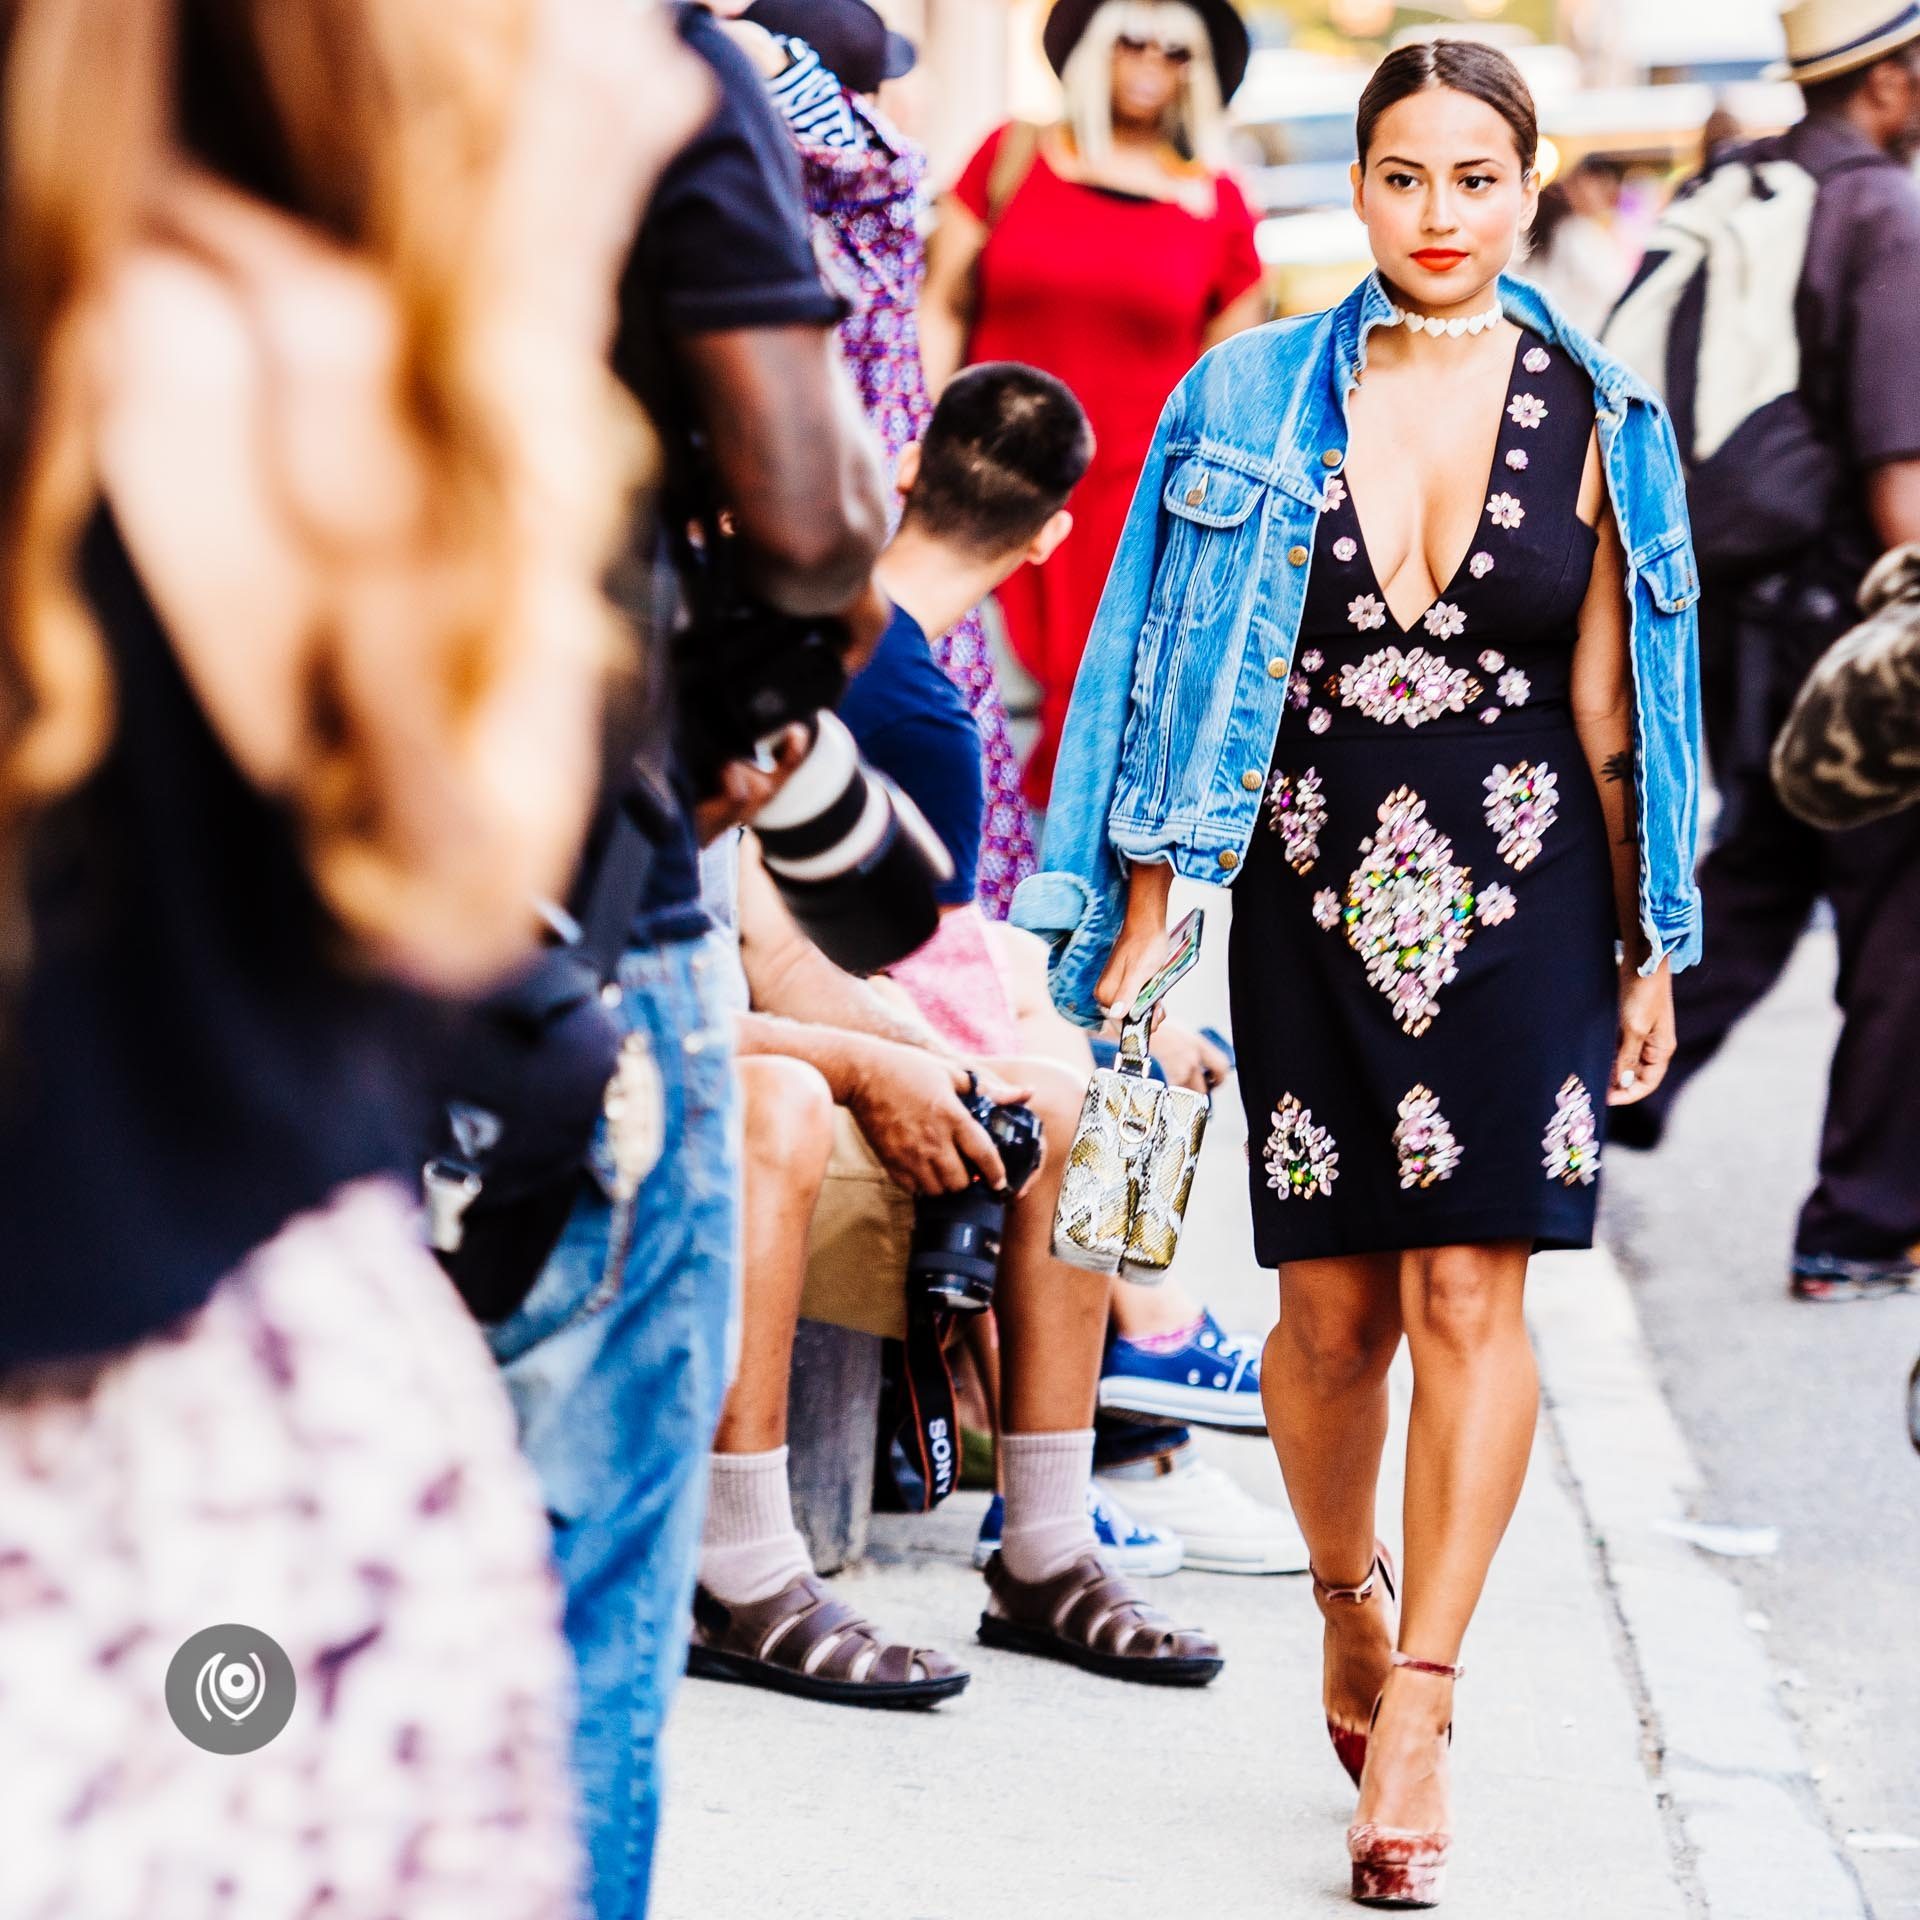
[
  {"left": 1487, "top": 492, "right": 1525, "bottom": 530},
  {"left": 1524, "top": 346, "right": 1551, "bottom": 373},
  {"left": 1301, "top": 648, "right": 1325, "bottom": 673},
  {"left": 1479, "top": 649, "right": 1506, "bottom": 673},
  {"left": 1509, "top": 392, "right": 1548, "bottom": 429},
  {"left": 1333, "top": 537, "right": 1358, "bottom": 563},
  {"left": 1308, "top": 706, "right": 1332, "bottom": 734},
  {"left": 1348, "top": 593, "right": 1388, "bottom": 632},
  {"left": 1339, "top": 646, "right": 1479, "bottom": 728},
  {"left": 1342, "top": 785, "right": 1477, "bottom": 1037},
  {"left": 1322, "top": 476, "right": 1349, "bottom": 512},
  {"left": 1483, "top": 760, "right": 1560, "bottom": 870},
  {"left": 1266, "top": 767, "right": 1328, "bottom": 874},
  {"left": 1288, "top": 671, "right": 1312, "bottom": 710},
  {"left": 1423, "top": 601, "right": 1467, "bottom": 641},
  {"left": 1266, "top": 1095, "right": 1339, "bottom": 1200},
  {"left": 1543, "top": 1076, "right": 1602, "bottom": 1187},
  {"left": 1480, "top": 708, "right": 1500, "bottom": 724},
  {"left": 1469, "top": 553, "right": 1495, "bottom": 579},
  {"left": 1506, "top": 448, "right": 1529, "bottom": 471},
  {"left": 1312, "top": 888, "right": 1342, "bottom": 931},
  {"left": 1498, "top": 668, "right": 1532, "bottom": 707},
  {"left": 1395, "top": 1084, "right": 1462, "bottom": 1189},
  {"left": 1477, "top": 882, "right": 1517, "bottom": 926}
]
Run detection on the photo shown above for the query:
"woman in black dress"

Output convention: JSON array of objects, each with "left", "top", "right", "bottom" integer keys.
[{"left": 1092, "top": 43, "right": 1684, "bottom": 1909}]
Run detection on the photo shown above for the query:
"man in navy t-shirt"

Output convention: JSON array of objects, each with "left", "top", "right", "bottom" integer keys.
[{"left": 838, "top": 365, "right": 1094, "bottom": 904}]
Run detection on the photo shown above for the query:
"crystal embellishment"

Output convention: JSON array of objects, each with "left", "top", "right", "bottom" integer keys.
[
  {"left": 1265, "top": 1095, "right": 1339, "bottom": 1200},
  {"left": 1312, "top": 888, "right": 1342, "bottom": 930},
  {"left": 1301, "top": 649, "right": 1325, "bottom": 673},
  {"left": 1477, "top": 882, "right": 1517, "bottom": 926},
  {"left": 1509, "top": 392, "right": 1548, "bottom": 429},
  {"left": 1322, "top": 476, "right": 1349, "bottom": 512},
  {"left": 1348, "top": 593, "right": 1388, "bottom": 632},
  {"left": 1308, "top": 706, "right": 1332, "bottom": 735},
  {"left": 1342, "top": 786, "right": 1476, "bottom": 1037},
  {"left": 1543, "top": 1076, "right": 1602, "bottom": 1187},
  {"left": 1479, "top": 650, "right": 1506, "bottom": 673},
  {"left": 1506, "top": 448, "right": 1529, "bottom": 471},
  {"left": 1487, "top": 492, "right": 1525, "bottom": 531},
  {"left": 1524, "top": 346, "right": 1551, "bottom": 373},
  {"left": 1498, "top": 668, "right": 1532, "bottom": 707},
  {"left": 1267, "top": 767, "right": 1328, "bottom": 874},
  {"left": 1469, "top": 553, "right": 1495, "bottom": 579},
  {"left": 1339, "top": 646, "right": 1479, "bottom": 728},
  {"left": 1483, "top": 760, "right": 1560, "bottom": 870},
  {"left": 1395, "top": 1084, "right": 1462, "bottom": 1189},
  {"left": 1423, "top": 601, "right": 1467, "bottom": 641},
  {"left": 1333, "top": 537, "right": 1357, "bottom": 563}
]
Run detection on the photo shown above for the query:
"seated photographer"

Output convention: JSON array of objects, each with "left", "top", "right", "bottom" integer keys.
[{"left": 692, "top": 369, "right": 1222, "bottom": 1698}]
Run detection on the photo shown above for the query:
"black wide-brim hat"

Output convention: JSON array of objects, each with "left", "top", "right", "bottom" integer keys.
[{"left": 1042, "top": 0, "right": 1252, "bottom": 103}]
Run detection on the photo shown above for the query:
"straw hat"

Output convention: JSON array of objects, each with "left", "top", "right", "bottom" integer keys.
[{"left": 1774, "top": 0, "right": 1920, "bottom": 85}]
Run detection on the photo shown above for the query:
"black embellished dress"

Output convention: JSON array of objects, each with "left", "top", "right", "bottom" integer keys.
[{"left": 1229, "top": 328, "right": 1618, "bottom": 1265}]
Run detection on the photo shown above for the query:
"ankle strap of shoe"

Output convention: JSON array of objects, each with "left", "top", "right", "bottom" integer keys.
[
  {"left": 1392, "top": 1652, "right": 1465, "bottom": 1680},
  {"left": 1311, "top": 1564, "right": 1378, "bottom": 1604}
]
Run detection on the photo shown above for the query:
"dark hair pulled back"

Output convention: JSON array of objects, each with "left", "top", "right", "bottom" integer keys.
[{"left": 1356, "top": 39, "right": 1539, "bottom": 174}]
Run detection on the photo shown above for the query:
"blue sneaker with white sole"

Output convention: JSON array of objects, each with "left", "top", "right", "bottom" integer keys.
[
  {"left": 1098, "top": 1309, "right": 1268, "bottom": 1434},
  {"left": 972, "top": 1486, "right": 1182, "bottom": 1577}
]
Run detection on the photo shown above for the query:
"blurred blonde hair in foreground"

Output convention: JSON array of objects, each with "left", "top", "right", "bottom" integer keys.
[
  {"left": 1060, "top": 0, "right": 1228, "bottom": 168},
  {"left": 0, "top": 0, "right": 645, "bottom": 991}
]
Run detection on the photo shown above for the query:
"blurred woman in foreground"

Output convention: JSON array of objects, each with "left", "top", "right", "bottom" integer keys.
[{"left": 0, "top": 0, "right": 699, "bottom": 1909}]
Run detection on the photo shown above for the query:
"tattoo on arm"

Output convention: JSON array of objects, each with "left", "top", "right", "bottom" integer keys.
[{"left": 1601, "top": 750, "right": 1632, "bottom": 785}]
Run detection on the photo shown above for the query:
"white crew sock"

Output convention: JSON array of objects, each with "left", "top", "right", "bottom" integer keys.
[
  {"left": 998, "top": 1428, "right": 1098, "bottom": 1583},
  {"left": 699, "top": 1447, "right": 813, "bottom": 1605}
]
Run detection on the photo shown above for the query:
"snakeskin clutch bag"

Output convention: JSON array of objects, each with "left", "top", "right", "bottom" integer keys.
[{"left": 1052, "top": 1014, "right": 1209, "bottom": 1280}]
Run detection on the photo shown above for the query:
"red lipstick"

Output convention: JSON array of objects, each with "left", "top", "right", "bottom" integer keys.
[{"left": 1411, "top": 248, "right": 1469, "bottom": 270}]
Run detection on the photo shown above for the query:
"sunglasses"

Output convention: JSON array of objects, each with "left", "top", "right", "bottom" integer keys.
[{"left": 1116, "top": 33, "right": 1195, "bottom": 65}]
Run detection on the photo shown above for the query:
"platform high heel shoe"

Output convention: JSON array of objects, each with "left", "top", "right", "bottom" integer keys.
[
  {"left": 1346, "top": 1652, "right": 1462, "bottom": 1909},
  {"left": 1310, "top": 1542, "right": 1396, "bottom": 1787}
]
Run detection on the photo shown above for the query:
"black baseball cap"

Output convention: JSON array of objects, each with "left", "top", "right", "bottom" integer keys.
[{"left": 743, "top": 0, "right": 918, "bottom": 94}]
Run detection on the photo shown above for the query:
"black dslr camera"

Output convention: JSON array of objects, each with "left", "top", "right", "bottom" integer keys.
[
  {"left": 907, "top": 1086, "right": 1046, "bottom": 1315},
  {"left": 672, "top": 544, "right": 952, "bottom": 977}
]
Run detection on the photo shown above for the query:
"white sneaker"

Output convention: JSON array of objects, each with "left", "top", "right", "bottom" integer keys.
[{"left": 1096, "top": 1449, "right": 1310, "bottom": 1575}]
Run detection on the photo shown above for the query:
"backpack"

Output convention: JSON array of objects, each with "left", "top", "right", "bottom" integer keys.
[{"left": 1603, "top": 145, "right": 1887, "bottom": 584}]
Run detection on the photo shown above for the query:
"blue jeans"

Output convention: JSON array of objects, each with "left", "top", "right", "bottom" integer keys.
[{"left": 488, "top": 932, "right": 739, "bottom": 1920}]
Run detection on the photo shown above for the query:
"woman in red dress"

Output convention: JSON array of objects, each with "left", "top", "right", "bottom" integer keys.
[{"left": 921, "top": 0, "right": 1267, "bottom": 806}]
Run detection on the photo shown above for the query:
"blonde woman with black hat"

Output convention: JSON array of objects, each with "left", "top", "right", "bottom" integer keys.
[{"left": 921, "top": 0, "right": 1267, "bottom": 809}]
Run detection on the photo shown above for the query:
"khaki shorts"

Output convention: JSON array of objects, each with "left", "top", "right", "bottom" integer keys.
[{"left": 798, "top": 1106, "right": 912, "bottom": 1343}]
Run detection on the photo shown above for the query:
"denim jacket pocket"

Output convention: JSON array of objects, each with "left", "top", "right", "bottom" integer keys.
[
  {"left": 1635, "top": 536, "right": 1701, "bottom": 614},
  {"left": 1150, "top": 455, "right": 1266, "bottom": 633}
]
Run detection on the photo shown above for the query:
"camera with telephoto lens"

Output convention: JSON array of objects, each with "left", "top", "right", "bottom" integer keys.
[
  {"left": 908, "top": 1088, "right": 1046, "bottom": 1314},
  {"left": 673, "top": 598, "right": 953, "bottom": 976}
]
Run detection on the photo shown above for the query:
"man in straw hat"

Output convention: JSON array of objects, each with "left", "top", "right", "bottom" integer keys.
[{"left": 1612, "top": 0, "right": 1920, "bottom": 1302}]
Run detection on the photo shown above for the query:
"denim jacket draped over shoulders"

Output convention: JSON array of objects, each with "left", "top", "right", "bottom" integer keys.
[{"left": 1012, "top": 272, "right": 1705, "bottom": 1029}]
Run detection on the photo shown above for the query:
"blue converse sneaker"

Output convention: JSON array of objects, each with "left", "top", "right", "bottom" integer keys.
[
  {"left": 971, "top": 1487, "right": 1183, "bottom": 1577},
  {"left": 1098, "top": 1310, "right": 1268, "bottom": 1433}
]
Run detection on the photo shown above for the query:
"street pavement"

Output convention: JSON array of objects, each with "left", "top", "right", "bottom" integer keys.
[
  {"left": 1604, "top": 928, "right": 1920, "bottom": 1919},
  {"left": 651, "top": 885, "right": 1902, "bottom": 1919}
]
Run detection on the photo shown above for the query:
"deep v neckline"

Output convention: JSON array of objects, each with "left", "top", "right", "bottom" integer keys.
[{"left": 1343, "top": 333, "right": 1526, "bottom": 639}]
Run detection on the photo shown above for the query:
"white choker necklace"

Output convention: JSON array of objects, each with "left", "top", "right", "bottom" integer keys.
[{"left": 1382, "top": 297, "right": 1504, "bottom": 338}]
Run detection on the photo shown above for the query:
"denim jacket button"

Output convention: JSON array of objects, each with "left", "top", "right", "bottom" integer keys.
[
  {"left": 1267, "top": 657, "right": 1287, "bottom": 678},
  {"left": 1321, "top": 449, "right": 1344, "bottom": 469},
  {"left": 1185, "top": 478, "right": 1208, "bottom": 506},
  {"left": 1288, "top": 545, "right": 1309, "bottom": 566},
  {"left": 1217, "top": 849, "right": 1240, "bottom": 871},
  {"left": 1242, "top": 770, "right": 1264, "bottom": 791}
]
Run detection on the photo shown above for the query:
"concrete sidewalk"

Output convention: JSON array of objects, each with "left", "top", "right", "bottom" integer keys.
[{"left": 649, "top": 886, "right": 1859, "bottom": 1920}]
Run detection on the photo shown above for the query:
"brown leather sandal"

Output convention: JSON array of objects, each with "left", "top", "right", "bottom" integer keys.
[
  {"left": 976, "top": 1551, "right": 1223, "bottom": 1686},
  {"left": 687, "top": 1576, "right": 970, "bottom": 1709}
]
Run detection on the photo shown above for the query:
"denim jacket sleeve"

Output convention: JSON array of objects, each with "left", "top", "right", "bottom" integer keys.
[{"left": 1010, "top": 380, "right": 1190, "bottom": 1027}]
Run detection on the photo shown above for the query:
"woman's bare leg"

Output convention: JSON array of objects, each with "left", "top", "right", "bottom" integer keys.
[
  {"left": 1358, "top": 1239, "right": 1537, "bottom": 1836},
  {"left": 1263, "top": 1254, "right": 1403, "bottom": 1737}
]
